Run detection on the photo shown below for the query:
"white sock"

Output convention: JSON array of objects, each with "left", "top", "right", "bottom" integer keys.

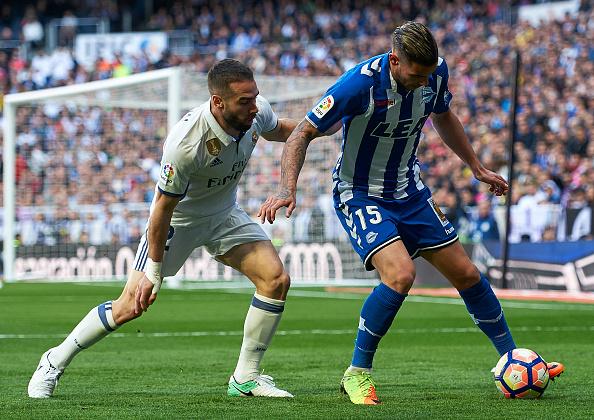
[
  {"left": 233, "top": 293, "right": 285, "bottom": 383},
  {"left": 49, "top": 301, "right": 118, "bottom": 369},
  {"left": 347, "top": 365, "right": 372, "bottom": 373}
]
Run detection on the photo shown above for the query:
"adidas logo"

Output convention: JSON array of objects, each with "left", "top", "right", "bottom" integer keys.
[{"left": 210, "top": 157, "right": 223, "bottom": 167}]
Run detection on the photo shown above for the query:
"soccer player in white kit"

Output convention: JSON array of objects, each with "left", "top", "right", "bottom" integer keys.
[{"left": 28, "top": 59, "right": 298, "bottom": 398}]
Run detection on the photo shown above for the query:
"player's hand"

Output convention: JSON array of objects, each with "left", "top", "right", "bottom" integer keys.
[
  {"left": 474, "top": 166, "right": 508, "bottom": 196},
  {"left": 134, "top": 274, "right": 159, "bottom": 314},
  {"left": 258, "top": 188, "right": 296, "bottom": 224}
]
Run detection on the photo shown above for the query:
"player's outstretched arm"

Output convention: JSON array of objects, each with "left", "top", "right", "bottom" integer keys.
[
  {"left": 261, "top": 118, "right": 299, "bottom": 142},
  {"left": 258, "top": 119, "right": 322, "bottom": 223},
  {"left": 134, "top": 191, "right": 181, "bottom": 314},
  {"left": 431, "top": 109, "right": 508, "bottom": 196}
]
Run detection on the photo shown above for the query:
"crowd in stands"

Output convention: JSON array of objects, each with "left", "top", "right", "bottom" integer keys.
[{"left": 0, "top": 0, "right": 593, "bottom": 247}]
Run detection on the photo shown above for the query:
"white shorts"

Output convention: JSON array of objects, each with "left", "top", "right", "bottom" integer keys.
[{"left": 132, "top": 205, "right": 269, "bottom": 277}]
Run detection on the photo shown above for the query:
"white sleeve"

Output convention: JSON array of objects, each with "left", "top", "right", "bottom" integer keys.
[
  {"left": 256, "top": 95, "right": 278, "bottom": 133},
  {"left": 157, "top": 140, "right": 196, "bottom": 196}
]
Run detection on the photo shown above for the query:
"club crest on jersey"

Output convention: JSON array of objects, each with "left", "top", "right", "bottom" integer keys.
[
  {"left": 251, "top": 131, "right": 259, "bottom": 145},
  {"left": 428, "top": 197, "right": 449, "bottom": 227},
  {"left": 313, "top": 95, "right": 334, "bottom": 118},
  {"left": 160, "top": 162, "right": 175, "bottom": 185},
  {"left": 206, "top": 138, "right": 222, "bottom": 156},
  {"left": 421, "top": 86, "right": 436, "bottom": 104}
]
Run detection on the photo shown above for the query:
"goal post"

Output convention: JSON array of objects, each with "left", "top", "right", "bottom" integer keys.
[{"left": 3, "top": 67, "right": 183, "bottom": 282}]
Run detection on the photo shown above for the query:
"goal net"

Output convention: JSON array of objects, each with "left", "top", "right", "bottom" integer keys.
[{"left": 3, "top": 67, "right": 378, "bottom": 286}]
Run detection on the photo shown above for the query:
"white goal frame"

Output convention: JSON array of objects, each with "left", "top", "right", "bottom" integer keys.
[{"left": 2, "top": 68, "right": 183, "bottom": 281}]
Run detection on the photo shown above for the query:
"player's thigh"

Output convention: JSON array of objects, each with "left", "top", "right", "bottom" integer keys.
[
  {"left": 206, "top": 206, "right": 287, "bottom": 296},
  {"left": 334, "top": 197, "right": 400, "bottom": 270},
  {"left": 371, "top": 239, "right": 416, "bottom": 293},
  {"left": 397, "top": 187, "right": 458, "bottom": 258},
  {"left": 204, "top": 205, "right": 270, "bottom": 258},
  {"left": 217, "top": 240, "right": 289, "bottom": 298},
  {"left": 217, "top": 239, "right": 283, "bottom": 281},
  {"left": 420, "top": 240, "right": 480, "bottom": 290}
]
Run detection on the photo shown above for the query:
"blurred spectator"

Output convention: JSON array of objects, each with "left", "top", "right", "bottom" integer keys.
[
  {"left": 468, "top": 199, "right": 500, "bottom": 243},
  {"left": 541, "top": 225, "right": 558, "bottom": 242},
  {"left": 21, "top": 6, "right": 44, "bottom": 48},
  {"left": 59, "top": 10, "right": 78, "bottom": 47}
]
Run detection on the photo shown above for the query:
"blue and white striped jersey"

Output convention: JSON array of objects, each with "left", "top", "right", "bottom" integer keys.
[{"left": 306, "top": 52, "right": 452, "bottom": 203}]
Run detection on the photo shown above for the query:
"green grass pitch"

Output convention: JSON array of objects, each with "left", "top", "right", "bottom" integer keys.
[{"left": 1, "top": 282, "right": 593, "bottom": 419}]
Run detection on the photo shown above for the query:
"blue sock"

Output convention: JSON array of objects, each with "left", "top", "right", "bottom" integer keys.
[
  {"left": 459, "top": 274, "right": 516, "bottom": 356},
  {"left": 351, "top": 283, "right": 406, "bottom": 369}
]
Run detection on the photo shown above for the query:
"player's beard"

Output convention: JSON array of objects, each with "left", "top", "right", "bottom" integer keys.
[
  {"left": 222, "top": 110, "right": 254, "bottom": 132},
  {"left": 395, "top": 65, "right": 416, "bottom": 91}
]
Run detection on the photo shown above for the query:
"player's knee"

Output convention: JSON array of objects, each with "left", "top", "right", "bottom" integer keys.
[
  {"left": 454, "top": 265, "right": 481, "bottom": 290},
  {"left": 380, "top": 263, "right": 415, "bottom": 293},
  {"left": 283, "top": 271, "right": 291, "bottom": 294},
  {"left": 387, "top": 272, "right": 415, "bottom": 293},
  {"left": 260, "top": 270, "right": 290, "bottom": 299}
]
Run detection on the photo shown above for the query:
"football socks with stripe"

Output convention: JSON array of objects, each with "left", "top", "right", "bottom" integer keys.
[
  {"left": 351, "top": 283, "right": 406, "bottom": 369},
  {"left": 49, "top": 301, "right": 118, "bottom": 369},
  {"left": 459, "top": 275, "right": 516, "bottom": 356},
  {"left": 232, "top": 293, "right": 285, "bottom": 384}
]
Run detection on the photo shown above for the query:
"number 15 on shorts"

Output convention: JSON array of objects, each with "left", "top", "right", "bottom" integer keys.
[
  {"left": 340, "top": 204, "right": 384, "bottom": 247},
  {"left": 354, "top": 206, "right": 382, "bottom": 230}
]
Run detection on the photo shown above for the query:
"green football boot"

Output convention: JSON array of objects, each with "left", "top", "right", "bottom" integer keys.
[
  {"left": 228, "top": 374, "right": 293, "bottom": 397},
  {"left": 340, "top": 369, "right": 381, "bottom": 405}
]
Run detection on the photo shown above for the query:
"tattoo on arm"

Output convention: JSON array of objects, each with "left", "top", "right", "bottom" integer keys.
[
  {"left": 280, "top": 119, "right": 317, "bottom": 194},
  {"left": 276, "top": 188, "right": 291, "bottom": 200}
]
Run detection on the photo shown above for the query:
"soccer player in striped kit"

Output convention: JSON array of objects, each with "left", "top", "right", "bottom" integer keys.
[
  {"left": 259, "top": 22, "right": 563, "bottom": 404},
  {"left": 28, "top": 59, "right": 297, "bottom": 399}
]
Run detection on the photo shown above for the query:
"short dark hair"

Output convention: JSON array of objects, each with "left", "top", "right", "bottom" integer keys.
[
  {"left": 207, "top": 59, "right": 254, "bottom": 97},
  {"left": 392, "top": 21, "right": 438, "bottom": 67}
]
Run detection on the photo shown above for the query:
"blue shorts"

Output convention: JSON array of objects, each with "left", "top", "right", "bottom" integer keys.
[{"left": 334, "top": 187, "right": 458, "bottom": 270}]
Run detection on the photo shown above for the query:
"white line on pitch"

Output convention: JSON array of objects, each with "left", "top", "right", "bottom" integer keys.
[
  {"left": 2, "top": 288, "right": 591, "bottom": 311},
  {"left": 1, "top": 325, "right": 593, "bottom": 340}
]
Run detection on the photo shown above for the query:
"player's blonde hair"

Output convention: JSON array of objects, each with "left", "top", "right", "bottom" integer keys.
[{"left": 392, "top": 21, "right": 438, "bottom": 67}]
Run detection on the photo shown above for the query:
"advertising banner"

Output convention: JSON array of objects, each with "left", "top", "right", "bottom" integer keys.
[
  {"left": 14, "top": 240, "right": 594, "bottom": 291},
  {"left": 74, "top": 32, "right": 167, "bottom": 68},
  {"left": 14, "top": 242, "right": 378, "bottom": 284}
]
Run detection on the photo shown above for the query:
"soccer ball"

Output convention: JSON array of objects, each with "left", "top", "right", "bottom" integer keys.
[{"left": 493, "top": 348, "right": 549, "bottom": 398}]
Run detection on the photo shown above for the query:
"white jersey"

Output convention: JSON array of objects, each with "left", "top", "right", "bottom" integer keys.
[{"left": 156, "top": 95, "right": 278, "bottom": 226}]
